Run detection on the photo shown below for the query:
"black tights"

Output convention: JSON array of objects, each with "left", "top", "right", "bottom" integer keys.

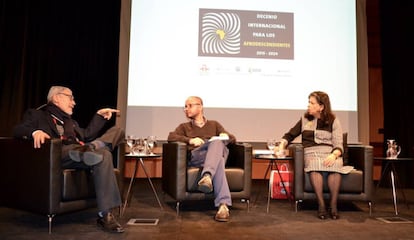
[{"left": 309, "top": 171, "right": 341, "bottom": 213}]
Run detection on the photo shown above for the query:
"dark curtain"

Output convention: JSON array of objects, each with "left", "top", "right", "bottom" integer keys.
[
  {"left": 380, "top": 1, "right": 414, "bottom": 187},
  {"left": 0, "top": 0, "right": 121, "bottom": 136}
]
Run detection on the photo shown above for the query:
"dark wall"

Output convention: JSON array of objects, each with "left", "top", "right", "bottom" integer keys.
[
  {"left": 380, "top": 1, "right": 414, "bottom": 158},
  {"left": 380, "top": 1, "right": 414, "bottom": 187},
  {"left": 0, "top": 0, "right": 121, "bottom": 135}
]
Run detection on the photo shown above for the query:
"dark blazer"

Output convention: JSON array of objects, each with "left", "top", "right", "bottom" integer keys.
[{"left": 13, "top": 106, "right": 107, "bottom": 143}]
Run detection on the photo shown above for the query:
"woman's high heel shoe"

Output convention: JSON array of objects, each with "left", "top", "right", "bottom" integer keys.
[
  {"left": 318, "top": 210, "right": 327, "bottom": 220},
  {"left": 330, "top": 211, "right": 339, "bottom": 220}
]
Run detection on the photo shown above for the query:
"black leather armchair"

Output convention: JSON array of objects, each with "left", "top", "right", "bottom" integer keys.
[
  {"left": 0, "top": 137, "right": 125, "bottom": 233},
  {"left": 162, "top": 142, "right": 252, "bottom": 216},
  {"left": 291, "top": 141, "right": 373, "bottom": 215}
]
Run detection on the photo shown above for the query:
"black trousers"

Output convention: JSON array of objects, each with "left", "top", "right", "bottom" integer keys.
[{"left": 61, "top": 126, "right": 125, "bottom": 212}]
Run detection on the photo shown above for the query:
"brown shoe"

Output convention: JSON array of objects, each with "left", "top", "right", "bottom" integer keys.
[
  {"left": 197, "top": 174, "right": 213, "bottom": 193},
  {"left": 214, "top": 204, "right": 230, "bottom": 222},
  {"left": 97, "top": 212, "right": 125, "bottom": 233}
]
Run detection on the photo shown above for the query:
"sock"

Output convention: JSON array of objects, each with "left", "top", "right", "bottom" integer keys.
[{"left": 98, "top": 210, "right": 108, "bottom": 218}]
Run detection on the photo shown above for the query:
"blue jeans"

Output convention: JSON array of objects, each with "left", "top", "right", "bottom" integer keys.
[{"left": 190, "top": 140, "right": 232, "bottom": 207}]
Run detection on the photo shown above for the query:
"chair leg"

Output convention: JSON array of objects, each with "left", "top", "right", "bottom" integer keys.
[
  {"left": 295, "top": 200, "right": 301, "bottom": 212},
  {"left": 117, "top": 205, "right": 122, "bottom": 218},
  {"left": 47, "top": 214, "right": 55, "bottom": 234},
  {"left": 246, "top": 199, "right": 250, "bottom": 212},
  {"left": 241, "top": 198, "right": 250, "bottom": 212},
  {"left": 368, "top": 201, "right": 372, "bottom": 216},
  {"left": 176, "top": 201, "right": 180, "bottom": 218}
]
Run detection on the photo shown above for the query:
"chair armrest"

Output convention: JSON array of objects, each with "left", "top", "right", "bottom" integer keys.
[
  {"left": 289, "top": 144, "right": 304, "bottom": 199},
  {"left": 227, "top": 142, "right": 252, "bottom": 169},
  {"left": 162, "top": 142, "right": 188, "bottom": 200},
  {"left": 113, "top": 142, "right": 125, "bottom": 169},
  {"left": 347, "top": 145, "right": 373, "bottom": 171},
  {"left": 0, "top": 137, "right": 62, "bottom": 214},
  {"left": 112, "top": 142, "right": 125, "bottom": 196},
  {"left": 348, "top": 144, "right": 374, "bottom": 199},
  {"left": 228, "top": 142, "right": 253, "bottom": 195}
]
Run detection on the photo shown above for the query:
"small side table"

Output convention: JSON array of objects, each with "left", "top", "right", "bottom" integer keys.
[
  {"left": 254, "top": 154, "right": 293, "bottom": 213},
  {"left": 122, "top": 153, "right": 163, "bottom": 217},
  {"left": 374, "top": 157, "right": 414, "bottom": 215}
]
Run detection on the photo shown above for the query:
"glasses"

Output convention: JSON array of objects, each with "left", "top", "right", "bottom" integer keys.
[
  {"left": 183, "top": 103, "right": 201, "bottom": 110},
  {"left": 58, "top": 93, "right": 75, "bottom": 101}
]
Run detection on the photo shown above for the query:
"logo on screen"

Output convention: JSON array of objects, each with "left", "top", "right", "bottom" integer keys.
[
  {"left": 200, "top": 12, "right": 241, "bottom": 55},
  {"left": 198, "top": 9, "right": 294, "bottom": 60}
]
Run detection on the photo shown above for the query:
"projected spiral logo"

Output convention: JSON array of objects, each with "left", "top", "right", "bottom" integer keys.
[{"left": 201, "top": 12, "right": 241, "bottom": 55}]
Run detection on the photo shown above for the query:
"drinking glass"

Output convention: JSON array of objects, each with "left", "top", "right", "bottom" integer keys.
[
  {"left": 135, "top": 138, "right": 145, "bottom": 155},
  {"left": 147, "top": 135, "right": 157, "bottom": 155},
  {"left": 126, "top": 135, "right": 137, "bottom": 155},
  {"left": 267, "top": 139, "right": 276, "bottom": 154}
]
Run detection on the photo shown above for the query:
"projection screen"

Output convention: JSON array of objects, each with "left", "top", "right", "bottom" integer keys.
[{"left": 121, "top": 0, "right": 362, "bottom": 143}]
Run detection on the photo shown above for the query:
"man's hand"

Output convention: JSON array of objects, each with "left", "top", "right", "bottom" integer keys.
[
  {"left": 219, "top": 133, "right": 229, "bottom": 138},
  {"left": 218, "top": 132, "right": 230, "bottom": 144},
  {"left": 32, "top": 130, "right": 51, "bottom": 148},
  {"left": 97, "top": 108, "right": 120, "bottom": 120},
  {"left": 189, "top": 137, "right": 205, "bottom": 147}
]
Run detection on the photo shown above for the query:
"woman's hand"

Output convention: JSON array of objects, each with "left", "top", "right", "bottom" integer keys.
[
  {"left": 323, "top": 153, "right": 337, "bottom": 167},
  {"left": 323, "top": 149, "right": 341, "bottom": 167}
]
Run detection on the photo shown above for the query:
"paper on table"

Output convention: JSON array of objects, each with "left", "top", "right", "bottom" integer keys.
[
  {"left": 253, "top": 149, "right": 273, "bottom": 155},
  {"left": 208, "top": 135, "right": 230, "bottom": 142},
  {"left": 338, "top": 166, "right": 355, "bottom": 174}
]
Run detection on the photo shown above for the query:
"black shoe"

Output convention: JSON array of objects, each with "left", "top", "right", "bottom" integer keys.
[
  {"left": 69, "top": 145, "right": 92, "bottom": 161},
  {"left": 330, "top": 211, "right": 339, "bottom": 220},
  {"left": 83, "top": 152, "right": 103, "bottom": 166},
  {"left": 97, "top": 213, "right": 124, "bottom": 233},
  {"left": 318, "top": 210, "right": 327, "bottom": 220},
  {"left": 69, "top": 145, "right": 103, "bottom": 166}
]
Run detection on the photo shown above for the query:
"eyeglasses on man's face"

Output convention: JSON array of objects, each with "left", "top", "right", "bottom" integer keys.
[
  {"left": 183, "top": 103, "right": 201, "bottom": 110},
  {"left": 58, "top": 92, "right": 75, "bottom": 101}
]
